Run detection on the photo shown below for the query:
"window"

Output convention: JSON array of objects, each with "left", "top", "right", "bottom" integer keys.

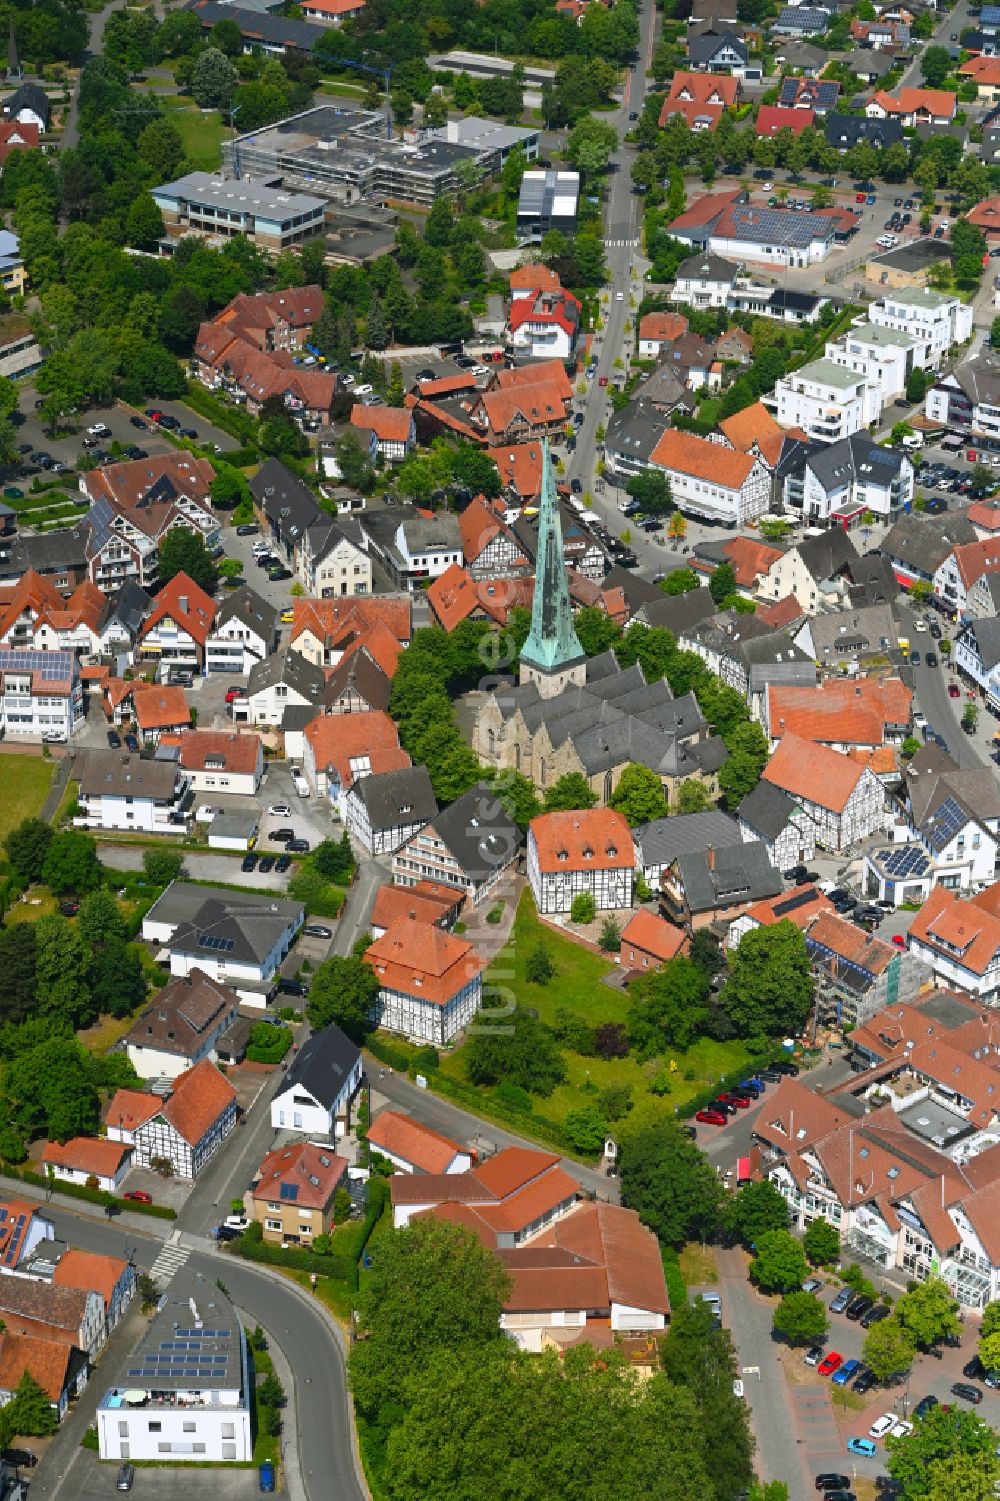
[
  {"left": 222, "top": 1424, "right": 235, "bottom": 1439},
  {"left": 183, "top": 1421, "right": 196, "bottom": 1433},
  {"left": 148, "top": 1422, "right": 161, "bottom": 1433},
  {"left": 118, "top": 1422, "right": 129, "bottom": 1437}
]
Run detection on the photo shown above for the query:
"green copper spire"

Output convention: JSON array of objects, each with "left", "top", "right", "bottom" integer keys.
[{"left": 519, "top": 440, "right": 586, "bottom": 697}]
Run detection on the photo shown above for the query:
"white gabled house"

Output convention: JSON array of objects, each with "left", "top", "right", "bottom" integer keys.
[
  {"left": 527, "top": 809, "right": 635, "bottom": 915},
  {"left": 269, "top": 1025, "right": 362, "bottom": 1139}
]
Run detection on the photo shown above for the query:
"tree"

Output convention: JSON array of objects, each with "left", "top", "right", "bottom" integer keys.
[
  {"left": 0, "top": 926, "right": 36, "bottom": 1024},
  {"left": 40, "top": 830, "right": 101, "bottom": 896},
  {"left": 542, "top": 773, "right": 597, "bottom": 812},
  {"left": 306, "top": 955, "right": 379, "bottom": 1043},
  {"left": 619, "top": 1123, "right": 725, "bottom": 1248},
  {"left": 566, "top": 116, "right": 619, "bottom": 179},
  {"left": 721, "top": 921, "right": 813, "bottom": 1038},
  {"left": 466, "top": 1006, "right": 566, "bottom": 1096},
  {"left": 189, "top": 47, "right": 237, "bottom": 108},
  {"left": 862, "top": 1314, "right": 916, "bottom": 1383},
  {"left": 313, "top": 833, "right": 355, "bottom": 883},
  {"left": 157, "top": 534, "right": 217, "bottom": 593},
  {"left": 750, "top": 1229, "right": 808, "bottom": 1294},
  {"left": 3, "top": 817, "right": 53, "bottom": 884},
  {"left": 718, "top": 721, "right": 770, "bottom": 807},
  {"left": 659, "top": 1296, "right": 755, "bottom": 1501},
  {"left": 6, "top": 1370, "right": 57, "bottom": 1437},
  {"left": 609, "top": 763, "right": 667, "bottom": 827},
  {"left": 594, "top": 1022, "right": 629, "bottom": 1058},
  {"left": 564, "top": 1104, "right": 609, "bottom": 1155},
  {"left": 626, "top": 469, "right": 673, "bottom": 515},
  {"left": 895, "top": 1277, "right": 962, "bottom": 1351},
  {"left": 710, "top": 561, "right": 737, "bottom": 606},
  {"left": 675, "top": 778, "right": 711, "bottom": 814},
  {"left": 142, "top": 847, "right": 183, "bottom": 886},
  {"left": 660, "top": 568, "right": 701, "bottom": 596},
  {"left": 349, "top": 1218, "right": 511, "bottom": 1418},
  {"left": 526, "top": 943, "right": 555, "bottom": 985},
  {"left": 569, "top": 891, "right": 596, "bottom": 925},
  {"left": 722, "top": 1180, "right": 789, "bottom": 1249},
  {"left": 921, "top": 45, "right": 952, "bottom": 87},
  {"left": 773, "top": 1291, "right": 829, "bottom": 1346},
  {"left": 33, "top": 915, "right": 92, "bottom": 1027},
  {"left": 906, "top": 367, "right": 928, "bottom": 404},
  {"left": 365, "top": 293, "right": 388, "bottom": 351},
  {"left": 77, "top": 889, "right": 126, "bottom": 948},
  {"left": 803, "top": 1218, "right": 840, "bottom": 1267},
  {"left": 125, "top": 193, "right": 164, "bottom": 251},
  {"left": 89, "top": 940, "right": 147, "bottom": 1019},
  {"left": 887, "top": 1404, "right": 998, "bottom": 1499},
  {"left": 628, "top": 956, "right": 710, "bottom": 1055},
  {"left": 598, "top": 916, "right": 622, "bottom": 952}
]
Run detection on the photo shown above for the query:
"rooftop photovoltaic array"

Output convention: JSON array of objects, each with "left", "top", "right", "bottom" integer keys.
[
  {"left": 877, "top": 846, "right": 931, "bottom": 879},
  {"left": 0, "top": 649, "right": 72, "bottom": 680}
]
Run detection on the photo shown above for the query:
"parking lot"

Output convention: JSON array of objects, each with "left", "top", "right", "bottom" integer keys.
[{"left": 59, "top": 1451, "right": 270, "bottom": 1501}]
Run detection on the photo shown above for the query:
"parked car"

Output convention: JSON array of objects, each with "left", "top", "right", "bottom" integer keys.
[
  {"left": 848, "top": 1439, "right": 877, "bottom": 1458},
  {"left": 303, "top": 925, "right": 333, "bottom": 939},
  {"left": 267, "top": 804, "right": 292, "bottom": 818},
  {"left": 818, "top": 1352, "right": 843, "bottom": 1377},
  {"left": 951, "top": 1382, "right": 983, "bottom": 1404},
  {"left": 107, "top": 730, "right": 121, "bottom": 749},
  {"left": 830, "top": 1288, "right": 853, "bottom": 1314},
  {"left": 833, "top": 1359, "right": 861, "bottom": 1387},
  {"left": 853, "top": 1368, "right": 875, "bottom": 1395},
  {"left": 804, "top": 1344, "right": 825, "bottom": 1366},
  {"left": 695, "top": 1109, "right": 727, "bottom": 1126},
  {"left": 913, "top": 1396, "right": 938, "bottom": 1421},
  {"left": 241, "top": 853, "right": 258, "bottom": 873},
  {"left": 802, "top": 1278, "right": 823, "bottom": 1295},
  {"left": 270, "top": 828, "right": 295, "bottom": 843},
  {"left": 869, "top": 1415, "right": 896, "bottom": 1439},
  {"left": 257, "top": 855, "right": 275, "bottom": 873},
  {"left": 259, "top": 1461, "right": 276, "bottom": 1494},
  {"left": 287, "top": 837, "right": 310, "bottom": 853},
  {"left": 277, "top": 978, "right": 308, "bottom": 997},
  {"left": 861, "top": 1304, "right": 891, "bottom": 1328},
  {"left": 275, "top": 854, "right": 291, "bottom": 874},
  {"left": 124, "top": 1190, "right": 152, "bottom": 1204},
  {"left": 236, "top": 523, "right": 259, "bottom": 536},
  {"left": 815, "top": 1478, "right": 851, "bottom": 1493},
  {"left": 124, "top": 734, "right": 139, "bottom": 753}
]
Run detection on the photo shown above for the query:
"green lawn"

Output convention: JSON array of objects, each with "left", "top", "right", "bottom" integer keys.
[
  {"left": 439, "top": 890, "right": 756, "bottom": 1138},
  {"left": 160, "top": 97, "right": 225, "bottom": 171},
  {"left": 0, "top": 754, "right": 54, "bottom": 844}
]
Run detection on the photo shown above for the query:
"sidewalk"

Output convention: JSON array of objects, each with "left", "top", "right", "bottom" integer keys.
[{"left": 0, "top": 1173, "right": 172, "bottom": 1240}]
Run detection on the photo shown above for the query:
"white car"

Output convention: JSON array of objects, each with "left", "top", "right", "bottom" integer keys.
[
  {"left": 869, "top": 1414, "right": 896, "bottom": 1440},
  {"left": 615, "top": 290, "right": 625, "bottom": 301},
  {"left": 890, "top": 1419, "right": 913, "bottom": 1440},
  {"left": 267, "top": 803, "right": 292, "bottom": 818},
  {"left": 914, "top": 619, "right": 927, "bottom": 632},
  {"left": 292, "top": 776, "right": 310, "bottom": 799},
  {"left": 195, "top": 805, "right": 218, "bottom": 823},
  {"left": 87, "top": 422, "right": 111, "bottom": 438},
  {"left": 354, "top": 384, "right": 374, "bottom": 396},
  {"left": 341, "top": 374, "right": 355, "bottom": 386}
]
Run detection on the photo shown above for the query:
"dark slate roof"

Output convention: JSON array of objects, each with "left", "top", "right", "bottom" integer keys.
[
  {"left": 324, "top": 647, "right": 392, "bottom": 713},
  {"left": 106, "top": 580, "right": 152, "bottom": 637},
  {"left": 773, "top": 6, "right": 830, "bottom": 31},
  {"left": 675, "top": 840, "right": 782, "bottom": 913},
  {"left": 844, "top": 47, "right": 896, "bottom": 75},
  {"left": 633, "top": 810, "right": 742, "bottom": 869},
  {"left": 213, "top": 584, "right": 277, "bottom": 642},
  {"left": 349, "top": 766, "right": 436, "bottom": 830},
  {"left": 279, "top": 1024, "right": 360, "bottom": 1111},
  {"left": 634, "top": 586, "right": 716, "bottom": 633},
  {"left": 5, "top": 83, "right": 50, "bottom": 125},
  {"left": 825, "top": 112, "right": 904, "bottom": 149},
  {"left": 151, "top": 884, "right": 305, "bottom": 966},
  {"left": 846, "top": 554, "right": 899, "bottom": 608},
  {"left": 778, "top": 76, "right": 840, "bottom": 109},
  {"left": 247, "top": 647, "right": 325, "bottom": 701},
  {"left": 688, "top": 29, "right": 748, "bottom": 61},
  {"left": 881, "top": 512, "right": 977, "bottom": 577},
  {"left": 794, "top": 527, "right": 859, "bottom": 582},
  {"left": 0, "top": 524, "right": 89, "bottom": 582},
  {"left": 602, "top": 566, "right": 662, "bottom": 614},
  {"left": 426, "top": 782, "right": 520, "bottom": 880},
  {"left": 868, "top": 239, "right": 952, "bottom": 273},
  {"left": 958, "top": 617, "right": 1000, "bottom": 673},
  {"left": 188, "top": 0, "right": 322, "bottom": 50},
  {"left": 738, "top": 780, "right": 799, "bottom": 841},
  {"left": 806, "top": 432, "right": 908, "bottom": 493},
  {"left": 250, "top": 458, "right": 321, "bottom": 544},
  {"left": 605, "top": 401, "right": 670, "bottom": 465},
  {"left": 676, "top": 251, "right": 739, "bottom": 283}
]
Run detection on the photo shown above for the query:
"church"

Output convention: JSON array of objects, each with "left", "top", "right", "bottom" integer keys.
[{"left": 471, "top": 448, "right": 728, "bottom": 804}]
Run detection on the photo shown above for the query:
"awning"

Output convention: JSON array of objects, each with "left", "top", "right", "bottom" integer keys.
[{"left": 737, "top": 1156, "right": 751, "bottom": 1182}]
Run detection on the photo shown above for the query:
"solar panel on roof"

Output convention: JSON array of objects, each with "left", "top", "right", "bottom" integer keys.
[
  {"left": 197, "top": 935, "right": 235, "bottom": 952},
  {"left": 773, "top": 887, "right": 818, "bottom": 917},
  {"left": 279, "top": 1182, "right": 298, "bottom": 1201}
]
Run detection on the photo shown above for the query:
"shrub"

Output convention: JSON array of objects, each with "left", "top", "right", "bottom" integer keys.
[
  {"left": 409, "top": 1045, "right": 440, "bottom": 1074},
  {"left": 494, "top": 1081, "right": 533, "bottom": 1112},
  {"left": 570, "top": 892, "right": 596, "bottom": 924},
  {"left": 246, "top": 1021, "right": 293, "bottom": 1064}
]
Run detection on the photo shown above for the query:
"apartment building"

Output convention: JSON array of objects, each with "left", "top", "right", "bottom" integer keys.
[
  {"left": 0, "top": 648, "right": 83, "bottom": 741},
  {"left": 868, "top": 287, "right": 974, "bottom": 364},
  {"left": 774, "top": 358, "right": 878, "bottom": 440},
  {"left": 75, "top": 750, "right": 190, "bottom": 835}
]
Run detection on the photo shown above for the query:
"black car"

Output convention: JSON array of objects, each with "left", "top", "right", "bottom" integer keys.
[
  {"left": 951, "top": 1382, "right": 983, "bottom": 1404},
  {"left": 215, "top": 1225, "right": 243, "bottom": 1242},
  {"left": 257, "top": 855, "right": 275, "bottom": 873},
  {"left": 287, "top": 837, "right": 310, "bottom": 853},
  {"left": 1, "top": 1451, "right": 36, "bottom": 1471},
  {"left": 274, "top": 853, "right": 291, "bottom": 873},
  {"left": 712, "top": 1098, "right": 738, "bottom": 1116},
  {"left": 771, "top": 1060, "right": 799, "bottom": 1076},
  {"left": 860, "top": 1304, "right": 890, "bottom": 1329},
  {"left": 962, "top": 1354, "right": 983, "bottom": 1380},
  {"left": 59, "top": 899, "right": 79, "bottom": 917},
  {"left": 875, "top": 1482, "right": 903, "bottom": 1498},
  {"left": 815, "top": 1478, "right": 851, "bottom": 1493},
  {"left": 270, "top": 827, "right": 295, "bottom": 843},
  {"left": 846, "top": 1296, "right": 874, "bottom": 1322},
  {"left": 277, "top": 978, "right": 308, "bottom": 997},
  {"left": 241, "top": 853, "right": 258, "bottom": 872},
  {"left": 909, "top": 650, "right": 920, "bottom": 664},
  {"left": 256, "top": 553, "right": 275, "bottom": 568},
  {"left": 124, "top": 733, "right": 140, "bottom": 752},
  {"left": 130, "top": 416, "right": 147, "bottom": 428},
  {"left": 416, "top": 368, "right": 436, "bottom": 381},
  {"left": 268, "top": 566, "right": 292, "bottom": 581},
  {"left": 178, "top": 427, "right": 197, "bottom": 439},
  {"left": 123, "top": 446, "right": 147, "bottom": 460},
  {"left": 852, "top": 1368, "right": 876, "bottom": 1394},
  {"left": 236, "top": 524, "right": 259, "bottom": 536},
  {"left": 926, "top": 652, "right": 938, "bottom": 667},
  {"left": 107, "top": 729, "right": 121, "bottom": 749},
  {"left": 913, "top": 1395, "right": 938, "bottom": 1420},
  {"left": 786, "top": 864, "right": 809, "bottom": 882},
  {"left": 757, "top": 1069, "right": 783, "bottom": 1083},
  {"left": 796, "top": 870, "right": 820, "bottom": 885}
]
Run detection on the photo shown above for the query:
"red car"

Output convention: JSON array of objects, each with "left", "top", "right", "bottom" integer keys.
[
  {"left": 719, "top": 1093, "right": 751, "bottom": 1110},
  {"left": 598, "top": 376, "right": 608, "bottom": 387},
  {"left": 225, "top": 686, "right": 246, "bottom": 704},
  {"left": 948, "top": 683, "right": 961, "bottom": 697},
  {"left": 891, "top": 934, "right": 906, "bottom": 948},
  {"left": 124, "top": 1190, "right": 152, "bottom": 1204},
  {"left": 818, "top": 1351, "right": 843, "bottom": 1377},
  {"left": 695, "top": 1109, "right": 727, "bottom": 1126},
  {"left": 856, "top": 192, "right": 866, "bottom": 203}
]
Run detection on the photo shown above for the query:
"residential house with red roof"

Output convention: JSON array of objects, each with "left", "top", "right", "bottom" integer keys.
[
  {"left": 300, "top": 0, "right": 365, "bottom": 21},
  {"left": 637, "top": 310, "right": 689, "bottom": 358},
  {"left": 459, "top": 496, "right": 531, "bottom": 579},
  {"left": 659, "top": 71, "right": 738, "bottom": 131},
  {"left": 470, "top": 359, "right": 573, "bottom": 445},
  {"left": 193, "top": 291, "right": 338, "bottom": 424},
  {"left": 136, "top": 571, "right": 216, "bottom": 682},
  {"left": 907, "top": 883, "right": 1000, "bottom": 1002},
  {"left": 933, "top": 540, "right": 1000, "bottom": 618},
  {"left": 0, "top": 1199, "right": 55, "bottom": 1274},
  {"left": 130, "top": 684, "right": 192, "bottom": 745},
  {"left": 52, "top": 1249, "right": 136, "bottom": 1336},
  {"left": 649, "top": 427, "right": 770, "bottom": 527},
  {"left": 390, "top": 1147, "right": 669, "bottom": 1348},
  {"left": 106, "top": 1058, "right": 237, "bottom": 1180},
  {"left": 486, "top": 442, "right": 546, "bottom": 503},
  {"left": 765, "top": 677, "right": 912, "bottom": 750},
  {"left": 158, "top": 729, "right": 264, "bottom": 796},
  {"left": 762, "top": 732, "right": 887, "bottom": 850},
  {"left": 369, "top": 880, "right": 464, "bottom": 937},
  {"left": 250, "top": 1141, "right": 348, "bottom": 1245},
  {"left": 727, "top": 882, "right": 833, "bottom": 948},
  {"left": 302, "top": 708, "right": 410, "bottom": 801},
  {"left": 0, "top": 570, "right": 110, "bottom": 656},
  {"left": 0, "top": 118, "right": 39, "bottom": 166},
  {"left": 289, "top": 595, "right": 411, "bottom": 669},
  {"left": 0, "top": 1276, "right": 105, "bottom": 1358},
  {"left": 42, "top": 1137, "right": 132, "bottom": 1195},
  {"left": 506, "top": 285, "right": 580, "bottom": 361},
  {"left": 367, "top": 1110, "right": 472, "bottom": 1175},
  {"left": 0, "top": 1331, "right": 83, "bottom": 1421},
  {"left": 755, "top": 104, "right": 814, "bottom": 135},
  {"left": 81, "top": 455, "right": 218, "bottom": 591},
  {"left": 350, "top": 403, "right": 416, "bottom": 463},
  {"left": 364, "top": 916, "right": 486, "bottom": 1044},
  {"left": 619, "top": 909, "right": 688, "bottom": 973},
  {"left": 527, "top": 809, "right": 634, "bottom": 915},
  {"left": 391, "top": 780, "right": 520, "bottom": 909},
  {"left": 867, "top": 87, "right": 957, "bottom": 124}
]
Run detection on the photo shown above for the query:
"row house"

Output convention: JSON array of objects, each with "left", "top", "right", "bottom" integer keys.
[
  {"left": 52, "top": 1249, "right": 136, "bottom": 1339},
  {"left": 0, "top": 570, "right": 109, "bottom": 657},
  {"left": 632, "top": 811, "right": 748, "bottom": 892},
  {"left": 107, "top": 1059, "right": 238, "bottom": 1180},
  {"left": 193, "top": 318, "right": 337, "bottom": 426},
  {"left": 161, "top": 729, "right": 265, "bottom": 796},
  {"left": 907, "top": 883, "right": 1000, "bottom": 1002},
  {"left": 933, "top": 541, "right": 1000, "bottom": 619},
  {"left": 469, "top": 359, "right": 574, "bottom": 445},
  {"left": 527, "top": 808, "right": 634, "bottom": 916},
  {"left": 364, "top": 917, "right": 485, "bottom": 1046},
  {"left": 773, "top": 357, "right": 878, "bottom": 442},
  {"left": 955, "top": 617, "right": 1000, "bottom": 712},
  {"left": 343, "top": 765, "right": 437, "bottom": 856},
  {"left": 678, "top": 610, "right": 816, "bottom": 711},
  {"left": 324, "top": 645, "right": 393, "bottom": 715},
  {"left": 302, "top": 710, "right": 410, "bottom": 806},
  {"left": 880, "top": 511, "right": 978, "bottom": 592},
  {"left": 362, "top": 513, "right": 464, "bottom": 592},
  {"left": 727, "top": 881, "right": 833, "bottom": 949},
  {"left": 136, "top": 571, "right": 216, "bottom": 682},
  {"left": 764, "top": 676, "right": 912, "bottom": 750},
  {"left": 82, "top": 456, "right": 219, "bottom": 592},
  {"left": 297, "top": 515, "right": 372, "bottom": 598},
  {"left": 391, "top": 782, "right": 520, "bottom": 909},
  {"left": 761, "top": 732, "right": 886, "bottom": 851},
  {"left": 288, "top": 595, "right": 411, "bottom": 670},
  {"left": 75, "top": 749, "right": 190, "bottom": 836},
  {"left": 0, "top": 1277, "right": 105, "bottom": 1360},
  {"left": 0, "top": 647, "right": 83, "bottom": 741},
  {"left": 210, "top": 286, "right": 324, "bottom": 355},
  {"left": 647, "top": 427, "right": 770, "bottom": 527},
  {"left": 205, "top": 585, "right": 276, "bottom": 675}
]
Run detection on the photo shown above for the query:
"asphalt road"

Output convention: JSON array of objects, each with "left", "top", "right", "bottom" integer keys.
[{"left": 897, "top": 600, "right": 987, "bottom": 770}]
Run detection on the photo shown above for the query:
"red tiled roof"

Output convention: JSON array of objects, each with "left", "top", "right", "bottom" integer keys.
[
  {"left": 367, "top": 1110, "right": 466, "bottom": 1173},
  {"left": 509, "top": 265, "right": 563, "bottom": 293},
  {"left": 486, "top": 442, "right": 545, "bottom": 500},
  {"left": 757, "top": 594, "right": 807, "bottom": 630},
  {"left": 105, "top": 1088, "right": 160, "bottom": 1134},
  {"left": 722, "top": 535, "right": 784, "bottom": 589},
  {"left": 756, "top": 104, "right": 814, "bottom": 136},
  {"left": 140, "top": 571, "right": 216, "bottom": 646},
  {"left": 738, "top": 884, "right": 833, "bottom": 933},
  {"left": 364, "top": 917, "right": 485, "bottom": 1008},
  {"left": 304, "top": 710, "right": 408, "bottom": 790},
  {"left": 492, "top": 358, "right": 573, "bottom": 400},
  {"left": 719, "top": 401, "right": 783, "bottom": 454},
  {"left": 253, "top": 1140, "right": 346, "bottom": 1209},
  {"left": 0, "top": 1333, "right": 71, "bottom": 1403},
  {"left": 351, "top": 404, "right": 413, "bottom": 443},
  {"left": 659, "top": 98, "right": 725, "bottom": 130},
  {"left": 84, "top": 454, "right": 215, "bottom": 511},
  {"left": 762, "top": 732, "right": 867, "bottom": 813},
  {"left": 53, "top": 1249, "right": 129, "bottom": 1312},
  {"left": 131, "top": 685, "right": 192, "bottom": 733},
  {"left": 949, "top": 540, "right": 1000, "bottom": 590},
  {"left": 370, "top": 881, "right": 464, "bottom": 932},
  {"left": 638, "top": 311, "right": 689, "bottom": 343},
  {"left": 161, "top": 1058, "right": 236, "bottom": 1146},
  {"left": 158, "top": 729, "right": 261, "bottom": 775},
  {"left": 909, "top": 885, "right": 1000, "bottom": 977},
  {"left": 42, "top": 1137, "right": 130, "bottom": 1178},
  {"left": 666, "top": 187, "right": 744, "bottom": 232},
  {"left": 290, "top": 596, "right": 412, "bottom": 650},
  {"left": 620, "top": 908, "right": 687, "bottom": 962},
  {"left": 529, "top": 808, "right": 634, "bottom": 873},
  {"left": 768, "top": 678, "right": 911, "bottom": 748},
  {"left": 478, "top": 380, "right": 569, "bottom": 438},
  {"left": 871, "top": 86, "right": 956, "bottom": 116},
  {"left": 967, "top": 501, "right": 1000, "bottom": 533},
  {"left": 650, "top": 428, "right": 758, "bottom": 490}
]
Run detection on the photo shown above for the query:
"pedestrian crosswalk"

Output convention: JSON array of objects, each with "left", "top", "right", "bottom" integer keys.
[
  {"left": 606, "top": 238, "right": 640, "bottom": 248},
  {"left": 149, "top": 1238, "right": 190, "bottom": 1286}
]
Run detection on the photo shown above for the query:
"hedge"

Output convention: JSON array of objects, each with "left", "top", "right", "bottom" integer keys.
[
  {"left": 677, "top": 1051, "right": 786, "bottom": 1121},
  {"left": 422, "top": 1068, "right": 571, "bottom": 1154},
  {"left": 246, "top": 1024, "right": 293, "bottom": 1065},
  {"left": 661, "top": 1247, "right": 687, "bottom": 1309},
  {"left": 218, "top": 445, "right": 259, "bottom": 468},
  {"left": 366, "top": 1036, "right": 411, "bottom": 1072},
  {"left": 183, "top": 382, "right": 258, "bottom": 444},
  {"left": 1, "top": 1164, "right": 177, "bottom": 1220},
  {"left": 228, "top": 1176, "right": 389, "bottom": 1291}
]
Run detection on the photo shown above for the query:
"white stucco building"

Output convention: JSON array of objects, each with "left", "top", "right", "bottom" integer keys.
[
  {"left": 774, "top": 358, "right": 880, "bottom": 440},
  {"left": 269, "top": 1025, "right": 362, "bottom": 1138}
]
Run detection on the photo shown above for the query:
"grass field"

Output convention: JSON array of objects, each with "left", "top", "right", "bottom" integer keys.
[
  {"left": 0, "top": 754, "right": 54, "bottom": 843},
  {"left": 439, "top": 890, "right": 755, "bottom": 1137},
  {"left": 160, "top": 97, "right": 225, "bottom": 171}
]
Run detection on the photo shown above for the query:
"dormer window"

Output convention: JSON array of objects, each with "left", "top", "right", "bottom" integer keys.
[
  {"left": 607, "top": 845, "right": 618, "bottom": 857},
  {"left": 582, "top": 846, "right": 594, "bottom": 859}
]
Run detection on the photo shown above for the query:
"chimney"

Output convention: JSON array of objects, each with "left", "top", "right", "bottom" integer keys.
[{"left": 707, "top": 845, "right": 716, "bottom": 871}]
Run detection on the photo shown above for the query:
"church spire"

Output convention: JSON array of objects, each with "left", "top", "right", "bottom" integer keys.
[{"left": 519, "top": 439, "right": 587, "bottom": 699}]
